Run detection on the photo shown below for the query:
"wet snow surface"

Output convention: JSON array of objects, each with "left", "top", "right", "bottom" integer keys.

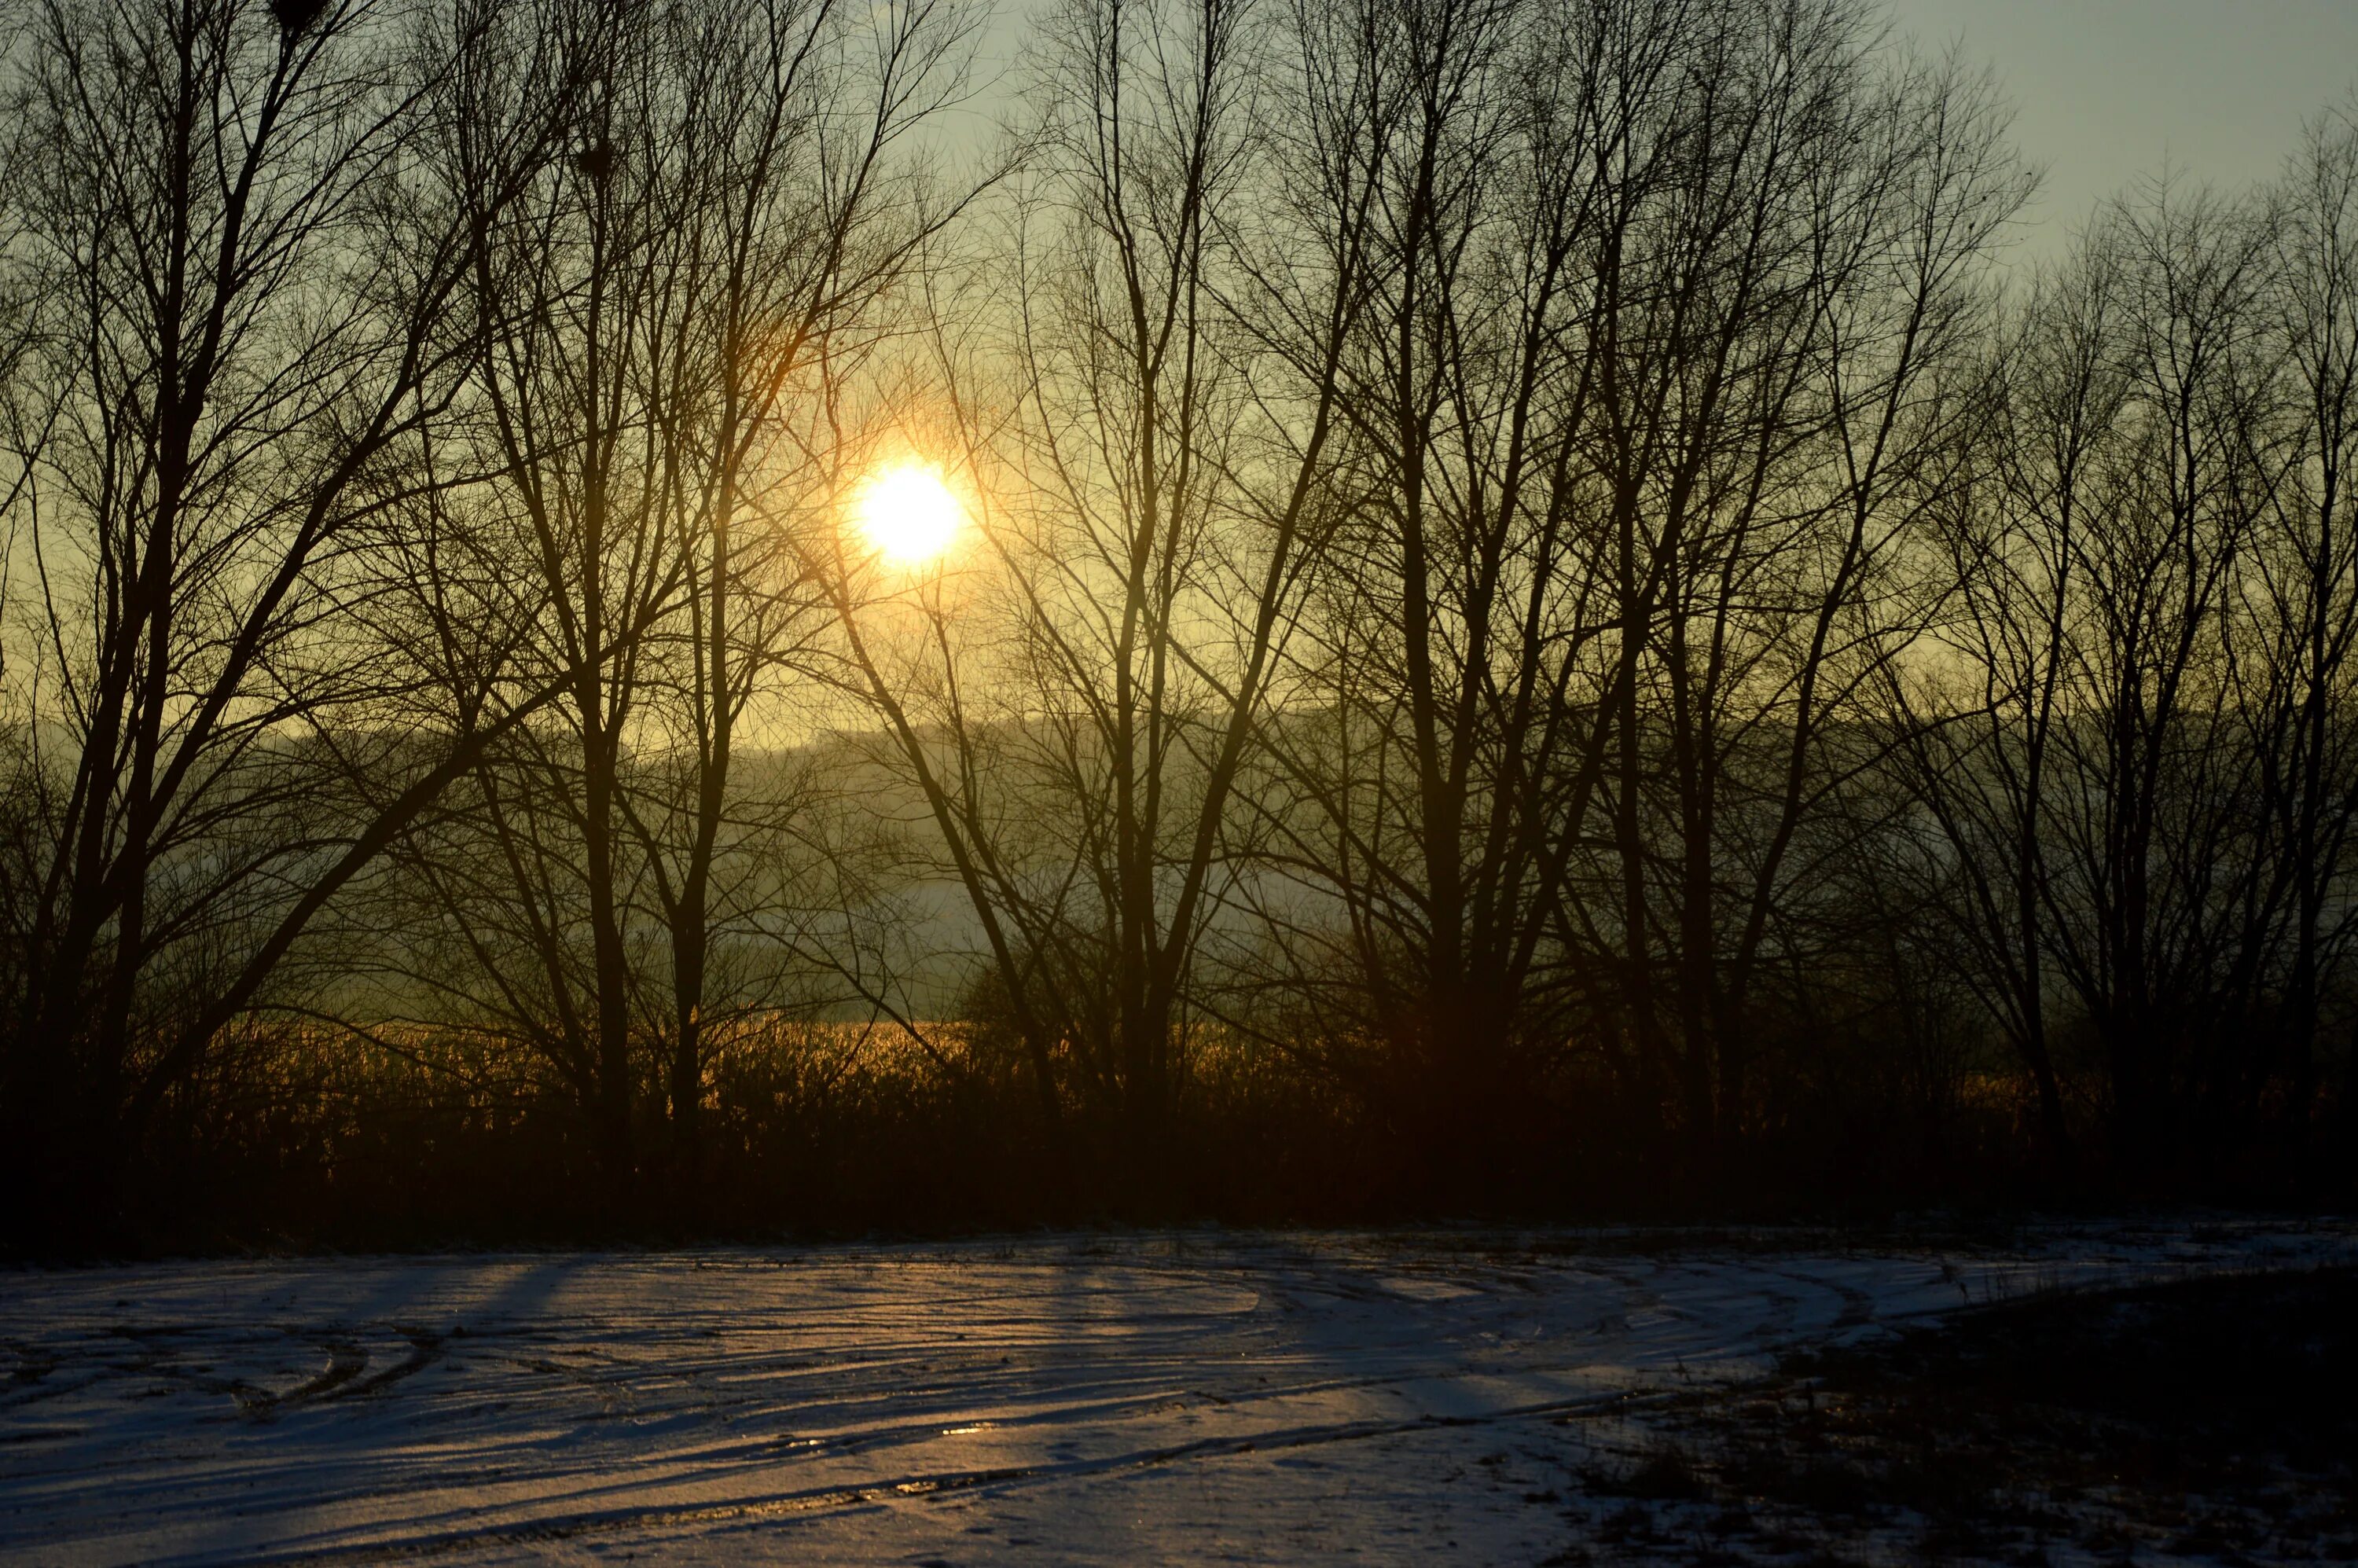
[{"left": 2, "top": 1220, "right": 2350, "bottom": 1565}]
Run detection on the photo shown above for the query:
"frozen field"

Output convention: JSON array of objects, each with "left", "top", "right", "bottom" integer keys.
[{"left": 2, "top": 1220, "right": 2350, "bottom": 1566}]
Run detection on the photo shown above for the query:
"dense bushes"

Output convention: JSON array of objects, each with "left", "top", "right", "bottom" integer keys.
[{"left": 88, "top": 1006, "right": 2336, "bottom": 1252}]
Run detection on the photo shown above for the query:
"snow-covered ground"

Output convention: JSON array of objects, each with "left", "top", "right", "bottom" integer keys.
[{"left": 2, "top": 1219, "right": 2349, "bottom": 1566}]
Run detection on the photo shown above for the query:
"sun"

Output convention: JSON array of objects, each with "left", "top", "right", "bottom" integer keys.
[{"left": 853, "top": 462, "right": 962, "bottom": 565}]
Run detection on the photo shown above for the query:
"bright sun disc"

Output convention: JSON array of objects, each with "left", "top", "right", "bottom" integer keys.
[{"left": 854, "top": 463, "right": 961, "bottom": 564}]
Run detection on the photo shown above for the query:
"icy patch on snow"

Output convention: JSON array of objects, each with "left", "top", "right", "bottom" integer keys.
[{"left": 0, "top": 1218, "right": 2348, "bottom": 1564}]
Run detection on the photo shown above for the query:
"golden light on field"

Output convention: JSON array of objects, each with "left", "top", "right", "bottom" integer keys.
[{"left": 853, "top": 461, "right": 962, "bottom": 565}]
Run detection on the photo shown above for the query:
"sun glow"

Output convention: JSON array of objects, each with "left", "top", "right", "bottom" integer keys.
[{"left": 853, "top": 461, "right": 963, "bottom": 565}]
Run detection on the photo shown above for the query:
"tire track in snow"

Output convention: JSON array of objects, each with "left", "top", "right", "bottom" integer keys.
[
  {"left": 214, "top": 1386, "right": 1695, "bottom": 1566},
  {"left": 6, "top": 1220, "right": 2352, "bottom": 1566}
]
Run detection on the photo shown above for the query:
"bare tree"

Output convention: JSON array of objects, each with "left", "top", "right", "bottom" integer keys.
[
  {"left": 373, "top": 0, "right": 970, "bottom": 1190},
  {"left": 1232, "top": 0, "right": 2022, "bottom": 1180},
  {"left": 1890, "top": 176, "right": 2345, "bottom": 1177},
  {"left": 1592, "top": 22, "right": 2026, "bottom": 1162},
  {"left": 821, "top": 0, "right": 1376, "bottom": 1195},
  {"left": 2258, "top": 97, "right": 2358, "bottom": 1163},
  {"left": 1882, "top": 262, "right": 2126, "bottom": 1162},
  {"left": 0, "top": 0, "right": 584, "bottom": 1228}
]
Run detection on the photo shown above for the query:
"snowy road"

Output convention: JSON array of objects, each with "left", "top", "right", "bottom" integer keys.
[{"left": 2, "top": 1221, "right": 2349, "bottom": 1565}]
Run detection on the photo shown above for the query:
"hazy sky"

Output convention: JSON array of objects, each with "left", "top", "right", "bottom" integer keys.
[
  {"left": 1889, "top": 0, "right": 2358, "bottom": 244},
  {"left": 955, "top": 0, "right": 2358, "bottom": 259}
]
